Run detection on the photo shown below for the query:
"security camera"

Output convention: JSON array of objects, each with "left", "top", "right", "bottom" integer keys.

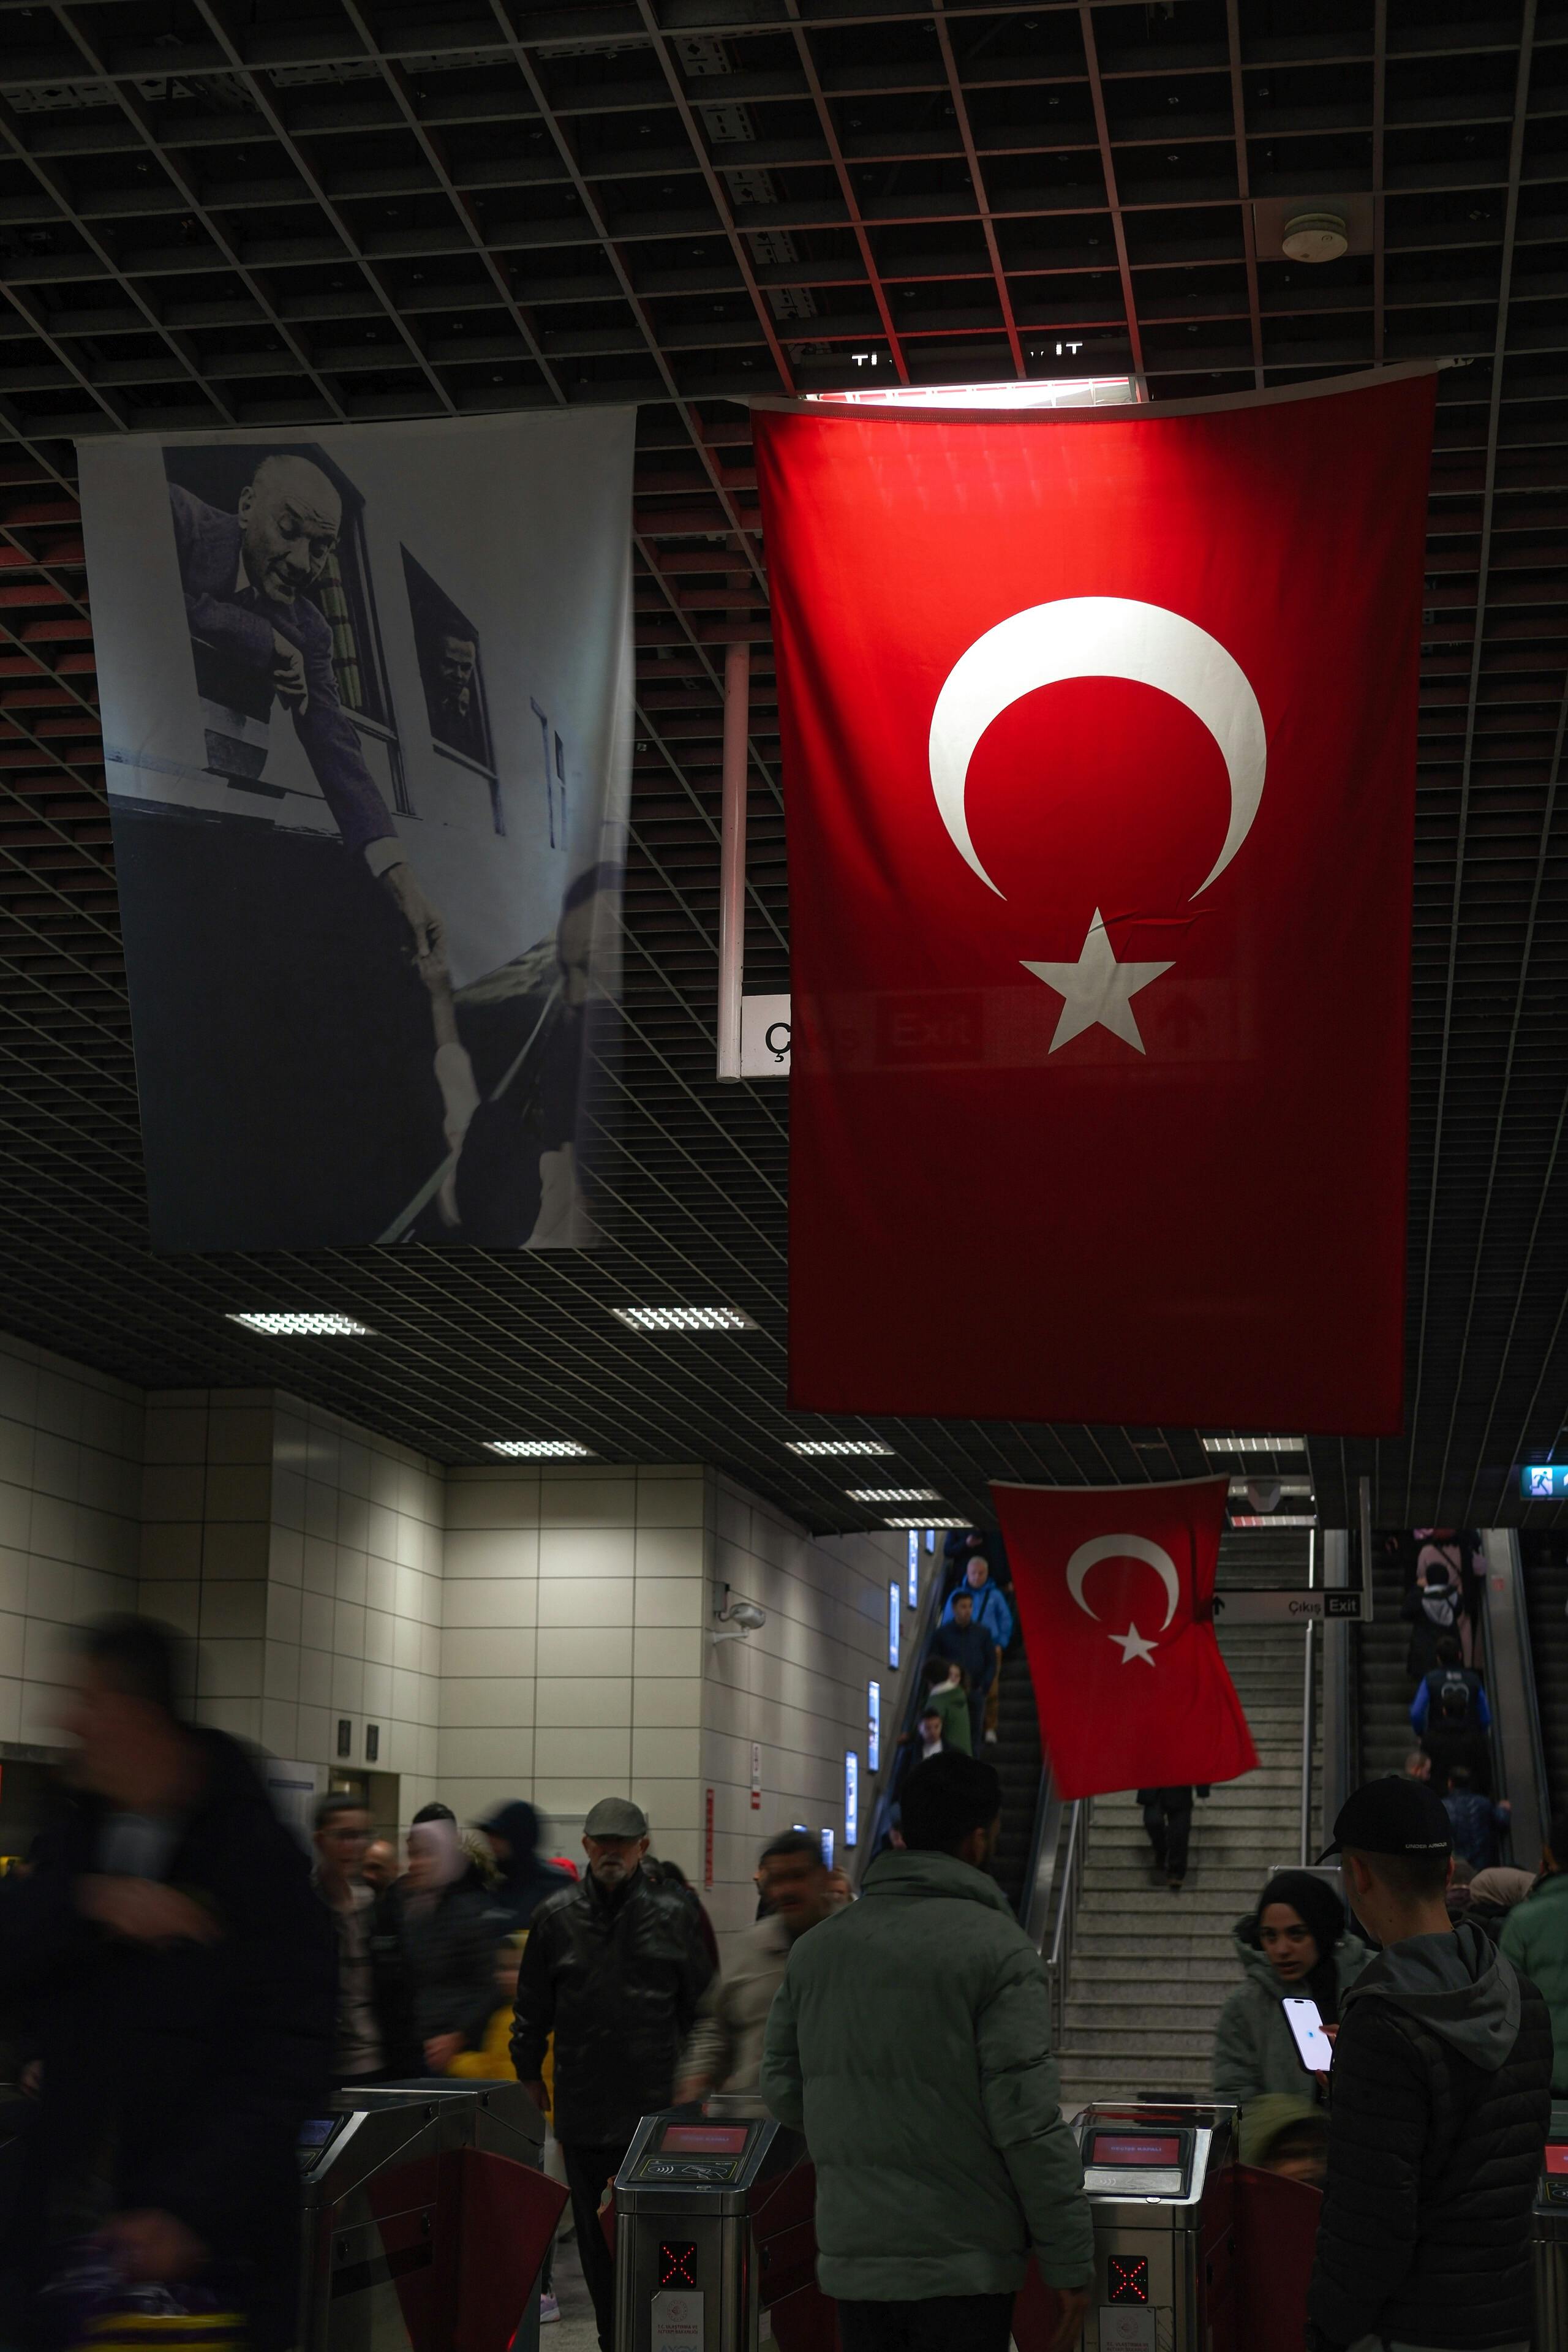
[{"left": 710, "top": 1589, "right": 767, "bottom": 1645}]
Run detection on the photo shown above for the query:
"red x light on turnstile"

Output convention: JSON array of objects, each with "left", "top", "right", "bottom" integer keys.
[
  {"left": 1107, "top": 2256, "right": 1150, "bottom": 2304},
  {"left": 660, "top": 2244, "right": 699, "bottom": 2290}
]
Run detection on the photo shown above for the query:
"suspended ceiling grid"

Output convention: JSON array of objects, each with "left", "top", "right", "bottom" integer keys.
[{"left": 1, "top": 0, "right": 1566, "bottom": 1535}]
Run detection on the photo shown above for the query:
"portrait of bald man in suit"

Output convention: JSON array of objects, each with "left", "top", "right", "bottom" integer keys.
[{"left": 168, "top": 451, "right": 443, "bottom": 957}]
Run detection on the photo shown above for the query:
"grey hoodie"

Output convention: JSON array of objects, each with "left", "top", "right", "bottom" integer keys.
[{"left": 1343, "top": 1922, "right": 1521, "bottom": 2070}]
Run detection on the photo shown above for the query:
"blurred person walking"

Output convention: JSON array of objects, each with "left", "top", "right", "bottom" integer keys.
[
  {"left": 1306, "top": 1779, "right": 1551, "bottom": 2352},
  {"left": 1212, "top": 1869, "right": 1370, "bottom": 2163},
  {"left": 511, "top": 1798, "right": 712, "bottom": 2352},
  {"left": 0, "top": 1618, "right": 333, "bottom": 2351},
  {"left": 1499, "top": 1809, "right": 1568, "bottom": 2095},
  {"left": 361, "top": 1838, "right": 398, "bottom": 1893},
  {"left": 1402, "top": 1561, "right": 1464, "bottom": 1689},
  {"left": 763, "top": 1752, "right": 1093, "bottom": 2352},
  {"left": 922, "top": 1659, "right": 974, "bottom": 1755},
  {"left": 312, "top": 1792, "right": 415, "bottom": 2084},
  {"left": 478, "top": 1801, "right": 573, "bottom": 1932},
  {"left": 1410, "top": 1638, "right": 1490, "bottom": 1736},
  {"left": 399, "top": 1815, "right": 496, "bottom": 2075},
  {"left": 676, "top": 1832, "right": 833, "bottom": 2101}
]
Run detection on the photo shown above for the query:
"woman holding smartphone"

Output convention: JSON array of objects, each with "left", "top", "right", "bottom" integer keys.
[{"left": 1213, "top": 1869, "right": 1371, "bottom": 2159}]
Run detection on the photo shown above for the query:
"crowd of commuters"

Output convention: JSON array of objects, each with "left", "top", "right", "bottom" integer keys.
[{"left": 2, "top": 1598, "right": 1565, "bottom": 2352}]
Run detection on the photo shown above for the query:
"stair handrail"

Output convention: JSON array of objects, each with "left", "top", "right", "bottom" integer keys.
[{"left": 1042, "top": 1796, "right": 1089, "bottom": 2048}]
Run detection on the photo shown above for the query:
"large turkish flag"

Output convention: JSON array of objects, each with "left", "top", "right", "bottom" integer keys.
[
  {"left": 756, "top": 374, "right": 1434, "bottom": 1433},
  {"left": 992, "top": 1476, "right": 1256, "bottom": 1800}
]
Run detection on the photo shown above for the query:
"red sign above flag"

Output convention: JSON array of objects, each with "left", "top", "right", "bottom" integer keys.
[
  {"left": 992, "top": 1476, "right": 1256, "bottom": 1801},
  {"left": 756, "top": 374, "right": 1434, "bottom": 1433}
]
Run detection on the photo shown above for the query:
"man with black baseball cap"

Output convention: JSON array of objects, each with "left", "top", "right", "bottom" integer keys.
[
  {"left": 1305, "top": 1779, "right": 1550, "bottom": 2352},
  {"left": 511, "top": 1796, "right": 712, "bottom": 2349}
]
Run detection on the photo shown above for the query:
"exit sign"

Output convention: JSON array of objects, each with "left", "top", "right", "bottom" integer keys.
[{"left": 1523, "top": 1464, "right": 1568, "bottom": 1498}]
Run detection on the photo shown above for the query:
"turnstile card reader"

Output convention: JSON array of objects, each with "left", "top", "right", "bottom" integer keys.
[
  {"left": 614, "top": 2103, "right": 807, "bottom": 2352},
  {"left": 1073, "top": 2103, "right": 1237, "bottom": 2352},
  {"left": 1530, "top": 2101, "right": 1568, "bottom": 2351}
]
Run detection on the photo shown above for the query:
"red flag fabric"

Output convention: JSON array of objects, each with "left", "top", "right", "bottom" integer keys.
[
  {"left": 755, "top": 375, "right": 1434, "bottom": 1434},
  {"left": 991, "top": 1476, "right": 1257, "bottom": 1800}
]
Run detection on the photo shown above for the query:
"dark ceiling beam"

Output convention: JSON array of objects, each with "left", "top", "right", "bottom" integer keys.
[
  {"left": 1077, "top": 2, "right": 1146, "bottom": 385},
  {"left": 1223, "top": 0, "right": 1264, "bottom": 391},
  {"left": 932, "top": 1, "right": 1025, "bottom": 380}
]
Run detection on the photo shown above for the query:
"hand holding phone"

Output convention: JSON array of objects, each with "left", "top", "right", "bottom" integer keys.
[{"left": 1284, "top": 1996, "right": 1335, "bottom": 2073}]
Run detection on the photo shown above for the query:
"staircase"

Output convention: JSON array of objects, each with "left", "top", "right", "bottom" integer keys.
[
  {"left": 1055, "top": 1537, "right": 1313, "bottom": 2109},
  {"left": 1357, "top": 1544, "right": 1417, "bottom": 1779}
]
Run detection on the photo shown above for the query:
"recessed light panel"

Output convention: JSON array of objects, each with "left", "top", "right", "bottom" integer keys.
[
  {"left": 612, "top": 1305, "right": 756, "bottom": 1332},
  {"left": 788, "top": 1439, "right": 894, "bottom": 1457},
  {"left": 486, "top": 1439, "right": 594, "bottom": 1459},
  {"left": 848, "top": 1487, "right": 941, "bottom": 1503},
  {"left": 228, "top": 1311, "right": 373, "bottom": 1337}
]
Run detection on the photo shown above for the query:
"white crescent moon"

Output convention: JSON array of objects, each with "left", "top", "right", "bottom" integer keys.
[
  {"left": 1065, "top": 1534, "right": 1181, "bottom": 1633},
  {"left": 928, "top": 595, "right": 1267, "bottom": 900}
]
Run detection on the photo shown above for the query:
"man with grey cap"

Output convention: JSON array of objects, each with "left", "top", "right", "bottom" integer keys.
[
  {"left": 512, "top": 1797, "right": 712, "bottom": 2350},
  {"left": 1305, "top": 1777, "right": 1550, "bottom": 2352}
]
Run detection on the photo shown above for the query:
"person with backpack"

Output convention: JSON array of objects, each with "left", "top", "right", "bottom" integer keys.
[
  {"left": 1401, "top": 1560, "right": 1464, "bottom": 1689},
  {"left": 1410, "top": 1636, "right": 1491, "bottom": 1735}
]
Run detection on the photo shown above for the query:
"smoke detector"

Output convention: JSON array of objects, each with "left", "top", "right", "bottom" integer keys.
[{"left": 1281, "top": 211, "right": 1349, "bottom": 263}]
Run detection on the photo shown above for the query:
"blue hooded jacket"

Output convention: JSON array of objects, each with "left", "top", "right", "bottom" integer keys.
[{"left": 942, "top": 1569, "right": 1013, "bottom": 1649}]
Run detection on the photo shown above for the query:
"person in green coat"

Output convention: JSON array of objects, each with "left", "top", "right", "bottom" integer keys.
[
  {"left": 922, "top": 1657, "right": 973, "bottom": 1755},
  {"left": 1499, "top": 1809, "right": 1568, "bottom": 2094},
  {"left": 762, "top": 1751, "right": 1093, "bottom": 2352},
  {"left": 1212, "top": 1869, "right": 1373, "bottom": 2163}
]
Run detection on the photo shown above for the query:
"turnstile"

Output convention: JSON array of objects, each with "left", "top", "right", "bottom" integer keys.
[
  {"left": 296, "top": 2077, "right": 548, "bottom": 2352},
  {"left": 612, "top": 2099, "right": 816, "bottom": 2352},
  {"left": 1074, "top": 2103, "right": 1237, "bottom": 2352},
  {"left": 1531, "top": 2098, "right": 1568, "bottom": 2351}
]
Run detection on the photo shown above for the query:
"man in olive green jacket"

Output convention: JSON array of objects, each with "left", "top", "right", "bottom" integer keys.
[
  {"left": 1500, "top": 1809, "right": 1568, "bottom": 2094},
  {"left": 761, "top": 1752, "right": 1092, "bottom": 2352}
]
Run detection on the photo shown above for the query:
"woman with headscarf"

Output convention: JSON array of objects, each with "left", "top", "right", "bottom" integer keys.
[
  {"left": 1212, "top": 1869, "right": 1371, "bottom": 2162},
  {"left": 398, "top": 1815, "right": 498, "bottom": 2073}
]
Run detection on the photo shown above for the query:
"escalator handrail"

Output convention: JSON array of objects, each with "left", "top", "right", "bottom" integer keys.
[
  {"left": 859, "top": 1544, "right": 957, "bottom": 1869},
  {"left": 1480, "top": 1529, "right": 1551, "bottom": 1866}
]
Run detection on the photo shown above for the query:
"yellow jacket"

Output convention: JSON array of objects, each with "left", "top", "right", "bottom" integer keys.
[{"left": 447, "top": 2005, "right": 554, "bottom": 2106}]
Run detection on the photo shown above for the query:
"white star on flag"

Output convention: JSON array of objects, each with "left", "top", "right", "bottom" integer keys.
[
  {"left": 1023, "top": 908, "right": 1174, "bottom": 1054},
  {"left": 1110, "top": 1621, "right": 1158, "bottom": 1667}
]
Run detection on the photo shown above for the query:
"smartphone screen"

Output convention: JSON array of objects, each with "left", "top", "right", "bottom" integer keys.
[{"left": 1284, "top": 1996, "right": 1334, "bottom": 2072}]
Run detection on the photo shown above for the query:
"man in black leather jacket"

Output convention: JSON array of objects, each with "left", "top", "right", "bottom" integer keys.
[
  {"left": 1306, "top": 1779, "right": 1550, "bottom": 2352},
  {"left": 511, "top": 1796, "right": 713, "bottom": 2348}
]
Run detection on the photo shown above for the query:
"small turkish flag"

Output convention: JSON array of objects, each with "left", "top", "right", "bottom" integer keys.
[
  {"left": 992, "top": 1476, "right": 1256, "bottom": 1801},
  {"left": 756, "top": 372, "right": 1434, "bottom": 1433}
]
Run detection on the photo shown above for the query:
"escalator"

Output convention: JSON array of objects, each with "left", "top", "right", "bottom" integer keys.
[
  {"left": 1516, "top": 1533, "right": 1567, "bottom": 1825},
  {"left": 1356, "top": 1544, "right": 1420, "bottom": 1779},
  {"left": 990, "top": 1637, "right": 1044, "bottom": 1915}
]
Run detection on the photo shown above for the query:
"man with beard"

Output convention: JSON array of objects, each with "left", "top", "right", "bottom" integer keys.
[{"left": 510, "top": 1799, "right": 712, "bottom": 2351}]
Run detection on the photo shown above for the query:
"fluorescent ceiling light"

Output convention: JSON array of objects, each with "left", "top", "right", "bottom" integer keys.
[
  {"left": 486, "top": 1439, "right": 594, "bottom": 1460},
  {"left": 228, "top": 1311, "right": 372, "bottom": 1337},
  {"left": 807, "top": 375, "right": 1137, "bottom": 411},
  {"left": 1202, "top": 1436, "right": 1308, "bottom": 1455},
  {"left": 1229, "top": 1514, "right": 1319, "bottom": 1529},
  {"left": 1227, "top": 1479, "right": 1314, "bottom": 1497},
  {"left": 788, "top": 1439, "right": 894, "bottom": 1457},
  {"left": 848, "top": 1487, "right": 942, "bottom": 1504},
  {"left": 612, "top": 1305, "right": 757, "bottom": 1332},
  {"left": 886, "top": 1515, "right": 968, "bottom": 1529}
]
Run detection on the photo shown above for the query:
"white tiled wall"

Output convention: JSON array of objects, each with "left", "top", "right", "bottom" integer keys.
[
  {"left": 265, "top": 1396, "right": 445, "bottom": 1814},
  {"left": 704, "top": 1478, "right": 910, "bottom": 1948},
  {"left": 439, "top": 1463, "right": 708, "bottom": 1874},
  {"left": 0, "top": 1331, "right": 928, "bottom": 1904},
  {"left": 0, "top": 1332, "right": 143, "bottom": 1747},
  {"left": 140, "top": 1388, "right": 445, "bottom": 1813}
]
